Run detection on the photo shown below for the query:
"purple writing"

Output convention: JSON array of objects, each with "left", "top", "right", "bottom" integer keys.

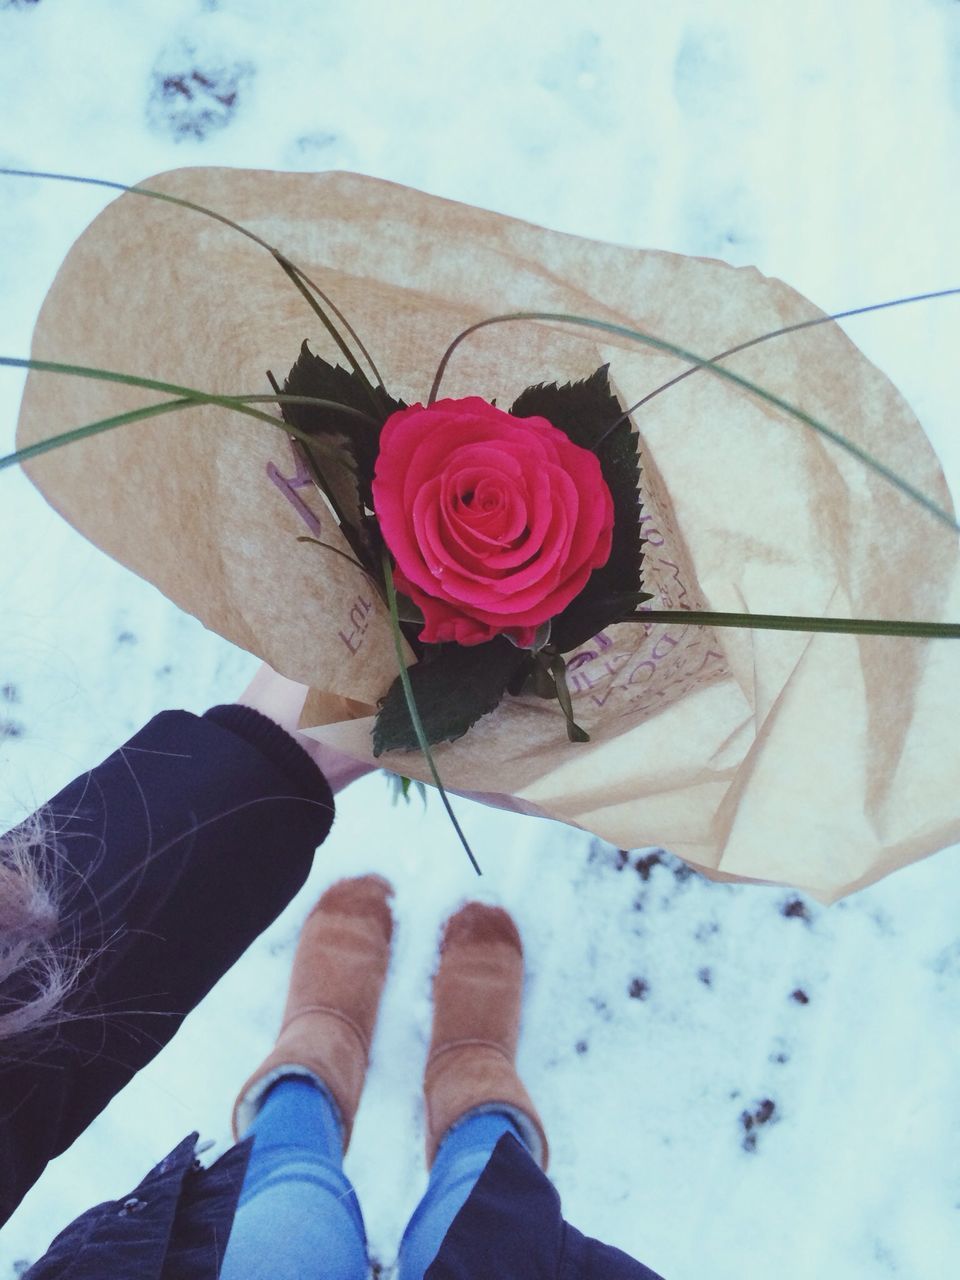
[
  {"left": 266, "top": 442, "right": 326, "bottom": 539},
  {"left": 339, "top": 594, "right": 374, "bottom": 655}
]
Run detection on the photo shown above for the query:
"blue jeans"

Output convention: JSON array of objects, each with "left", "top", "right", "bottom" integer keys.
[{"left": 219, "top": 1076, "right": 525, "bottom": 1280}]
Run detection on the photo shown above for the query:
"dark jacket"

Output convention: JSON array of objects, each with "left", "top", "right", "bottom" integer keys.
[
  {"left": 19, "top": 1133, "right": 253, "bottom": 1280},
  {"left": 427, "top": 1132, "right": 664, "bottom": 1280},
  {"left": 1, "top": 705, "right": 333, "bottom": 1228},
  {"left": 2, "top": 708, "right": 663, "bottom": 1280}
]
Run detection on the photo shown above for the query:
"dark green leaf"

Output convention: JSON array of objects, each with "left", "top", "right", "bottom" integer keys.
[
  {"left": 506, "top": 653, "right": 537, "bottom": 696},
  {"left": 549, "top": 589, "right": 655, "bottom": 649},
  {"left": 511, "top": 364, "right": 618, "bottom": 452},
  {"left": 547, "top": 653, "right": 590, "bottom": 742},
  {"left": 282, "top": 341, "right": 404, "bottom": 506},
  {"left": 512, "top": 366, "right": 646, "bottom": 653},
  {"left": 394, "top": 590, "right": 425, "bottom": 627},
  {"left": 373, "top": 636, "right": 527, "bottom": 754},
  {"left": 296, "top": 435, "right": 368, "bottom": 561}
]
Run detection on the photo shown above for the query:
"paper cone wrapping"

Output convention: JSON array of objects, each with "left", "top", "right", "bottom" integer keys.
[{"left": 16, "top": 168, "right": 960, "bottom": 902}]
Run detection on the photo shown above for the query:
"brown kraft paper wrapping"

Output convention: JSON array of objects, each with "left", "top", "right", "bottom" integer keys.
[{"left": 16, "top": 167, "right": 960, "bottom": 902}]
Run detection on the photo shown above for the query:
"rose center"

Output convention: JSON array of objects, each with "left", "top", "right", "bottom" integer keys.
[
  {"left": 460, "top": 489, "right": 500, "bottom": 512},
  {"left": 443, "top": 470, "right": 533, "bottom": 553}
]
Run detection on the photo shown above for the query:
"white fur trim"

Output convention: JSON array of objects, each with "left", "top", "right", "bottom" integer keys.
[
  {"left": 443, "top": 1102, "right": 545, "bottom": 1169},
  {"left": 234, "top": 1064, "right": 343, "bottom": 1137}
]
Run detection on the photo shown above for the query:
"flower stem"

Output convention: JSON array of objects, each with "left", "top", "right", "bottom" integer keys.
[{"left": 381, "top": 550, "right": 481, "bottom": 875}]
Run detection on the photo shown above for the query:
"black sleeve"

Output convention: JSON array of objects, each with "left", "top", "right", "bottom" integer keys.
[
  {"left": 0, "top": 706, "right": 336, "bottom": 1226},
  {"left": 428, "top": 1134, "right": 667, "bottom": 1279}
]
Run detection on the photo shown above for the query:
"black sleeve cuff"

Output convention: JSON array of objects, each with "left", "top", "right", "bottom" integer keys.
[{"left": 202, "top": 703, "right": 334, "bottom": 809}]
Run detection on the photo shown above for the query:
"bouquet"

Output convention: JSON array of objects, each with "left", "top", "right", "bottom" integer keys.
[
  {"left": 270, "top": 346, "right": 650, "bottom": 755},
  {"left": 9, "top": 166, "right": 960, "bottom": 901}
]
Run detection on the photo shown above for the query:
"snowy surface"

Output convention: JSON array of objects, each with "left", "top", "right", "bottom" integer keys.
[{"left": 2, "top": 1, "right": 960, "bottom": 1276}]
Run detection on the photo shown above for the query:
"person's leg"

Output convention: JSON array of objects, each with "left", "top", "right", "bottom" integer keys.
[
  {"left": 220, "top": 875, "right": 394, "bottom": 1280},
  {"left": 397, "top": 902, "right": 549, "bottom": 1280},
  {"left": 220, "top": 1075, "right": 368, "bottom": 1280},
  {"left": 396, "top": 1109, "right": 528, "bottom": 1280},
  {"left": 421, "top": 903, "right": 548, "bottom": 1170}
]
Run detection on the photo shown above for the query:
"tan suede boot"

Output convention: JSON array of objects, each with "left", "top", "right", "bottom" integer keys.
[
  {"left": 423, "top": 902, "right": 549, "bottom": 1170},
  {"left": 232, "top": 874, "right": 393, "bottom": 1151}
]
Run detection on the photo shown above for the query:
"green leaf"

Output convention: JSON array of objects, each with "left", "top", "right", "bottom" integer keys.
[
  {"left": 0, "top": 356, "right": 383, "bottom": 476},
  {"left": 507, "top": 653, "right": 537, "bottom": 696},
  {"left": 387, "top": 773, "right": 427, "bottom": 806},
  {"left": 511, "top": 364, "right": 620, "bottom": 451},
  {"left": 512, "top": 366, "right": 646, "bottom": 653},
  {"left": 373, "top": 636, "right": 527, "bottom": 754},
  {"left": 294, "top": 434, "right": 368, "bottom": 558},
  {"left": 282, "top": 341, "right": 403, "bottom": 506},
  {"left": 546, "top": 653, "right": 591, "bottom": 742},
  {"left": 394, "top": 590, "right": 425, "bottom": 627}
]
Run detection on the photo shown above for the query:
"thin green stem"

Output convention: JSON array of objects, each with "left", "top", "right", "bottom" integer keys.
[
  {"left": 3, "top": 398, "right": 197, "bottom": 470},
  {"left": 295, "top": 537, "right": 368, "bottom": 574},
  {"left": 627, "top": 610, "right": 960, "bottom": 638},
  {"left": 234, "top": 392, "right": 377, "bottom": 420},
  {"left": 0, "top": 356, "right": 378, "bottom": 473},
  {"left": 295, "top": 538, "right": 386, "bottom": 601},
  {"left": 602, "top": 287, "right": 960, "bottom": 433},
  {"left": 1, "top": 355, "right": 376, "bottom": 422},
  {"left": 381, "top": 550, "right": 481, "bottom": 875},
  {"left": 428, "top": 312, "right": 959, "bottom": 535},
  {"left": 0, "top": 167, "right": 386, "bottom": 392},
  {"left": 271, "top": 254, "right": 387, "bottom": 410}
]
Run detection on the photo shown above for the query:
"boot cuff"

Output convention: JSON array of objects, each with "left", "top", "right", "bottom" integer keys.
[{"left": 232, "top": 1064, "right": 344, "bottom": 1139}]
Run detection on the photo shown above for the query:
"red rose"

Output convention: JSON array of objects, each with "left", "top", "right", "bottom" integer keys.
[{"left": 371, "top": 397, "right": 614, "bottom": 647}]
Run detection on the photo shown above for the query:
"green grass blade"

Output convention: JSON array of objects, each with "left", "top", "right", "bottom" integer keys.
[
  {"left": 2, "top": 397, "right": 201, "bottom": 470},
  {"left": 614, "top": 287, "right": 960, "bottom": 424},
  {"left": 270, "top": 254, "right": 386, "bottom": 410},
  {"left": 294, "top": 537, "right": 368, "bottom": 574},
  {"left": 381, "top": 549, "right": 482, "bottom": 875},
  {"left": 2, "top": 394, "right": 203, "bottom": 471},
  {"left": 0, "top": 355, "right": 381, "bottom": 473},
  {"left": 547, "top": 654, "right": 590, "bottom": 742},
  {"left": 0, "top": 167, "right": 386, "bottom": 392},
  {"left": 0, "top": 389, "right": 351, "bottom": 473},
  {"left": 627, "top": 610, "right": 960, "bottom": 638},
  {"left": 428, "top": 312, "right": 959, "bottom": 535},
  {"left": 295, "top": 537, "right": 384, "bottom": 601}
]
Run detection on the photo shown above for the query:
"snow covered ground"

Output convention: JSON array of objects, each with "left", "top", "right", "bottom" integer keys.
[{"left": 2, "top": 1, "right": 960, "bottom": 1276}]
